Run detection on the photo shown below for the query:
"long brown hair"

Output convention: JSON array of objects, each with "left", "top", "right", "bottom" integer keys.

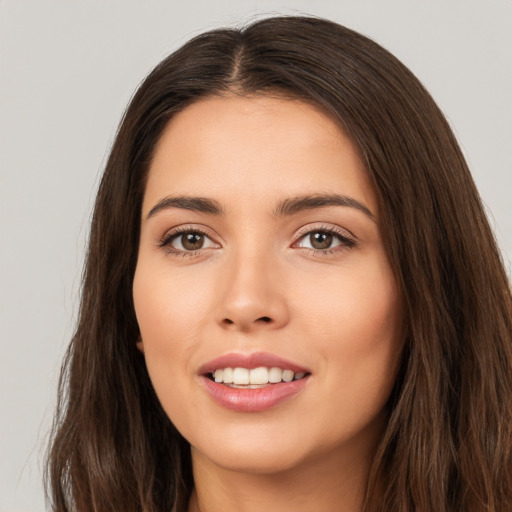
[{"left": 45, "top": 16, "right": 512, "bottom": 512}]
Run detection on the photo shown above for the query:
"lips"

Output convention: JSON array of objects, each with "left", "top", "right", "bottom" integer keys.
[{"left": 198, "top": 352, "right": 311, "bottom": 412}]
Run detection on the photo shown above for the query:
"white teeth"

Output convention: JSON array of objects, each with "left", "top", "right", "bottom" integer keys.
[
  {"left": 268, "top": 367, "right": 283, "bottom": 383},
  {"left": 233, "top": 367, "right": 249, "bottom": 385},
  {"left": 212, "top": 366, "right": 308, "bottom": 385},
  {"left": 282, "top": 369, "right": 294, "bottom": 382},
  {"left": 222, "top": 367, "right": 234, "bottom": 383},
  {"left": 249, "top": 367, "right": 269, "bottom": 385}
]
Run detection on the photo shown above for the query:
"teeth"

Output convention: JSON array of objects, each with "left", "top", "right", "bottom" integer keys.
[
  {"left": 282, "top": 369, "right": 294, "bottom": 382},
  {"left": 223, "top": 367, "right": 234, "bottom": 383},
  {"left": 249, "top": 367, "right": 268, "bottom": 385},
  {"left": 212, "top": 366, "right": 307, "bottom": 385},
  {"left": 233, "top": 367, "right": 249, "bottom": 385},
  {"left": 268, "top": 367, "right": 282, "bottom": 383}
]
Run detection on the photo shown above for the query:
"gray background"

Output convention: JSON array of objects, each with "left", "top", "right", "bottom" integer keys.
[{"left": 1, "top": 1, "right": 511, "bottom": 510}]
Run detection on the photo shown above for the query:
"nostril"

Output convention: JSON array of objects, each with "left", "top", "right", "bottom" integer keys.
[{"left": 221, "top": 316, "right": 273, "bottom": 327}]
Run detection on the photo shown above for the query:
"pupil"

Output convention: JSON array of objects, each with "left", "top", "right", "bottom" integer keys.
[
  {"left": 311, "top": 232, "right": 332, "bottom": 249},
  {"left": 182, "top": 233, "right": 204, "bottom": 250}
]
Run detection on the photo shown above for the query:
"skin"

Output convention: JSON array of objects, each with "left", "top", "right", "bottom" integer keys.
[{"left": 133, "top": 95, "right": 402, "bottom": 512}]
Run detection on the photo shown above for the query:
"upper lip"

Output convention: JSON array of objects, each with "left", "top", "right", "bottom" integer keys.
[{"left": 198, "top": 352, "right": 310, "bottom": 375}]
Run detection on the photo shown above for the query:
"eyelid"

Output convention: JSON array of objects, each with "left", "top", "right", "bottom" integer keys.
[
  {"left": 159, "top": 224, "right": 221, "bottom": 252},
  {"left": 293, "top": 223, "right": 356, "bottom": 242},
  {"left": 291, "top": 223, "right": 357, "bottom": 251}
]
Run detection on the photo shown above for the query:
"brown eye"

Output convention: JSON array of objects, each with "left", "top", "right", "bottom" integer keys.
[
  {"left": 164, "top": 229, "right": 219, "bottom": 254},
  {"left": 309, "top": 232, "right": 333, "bottom": 249},
  {"left": 295, "top": 228, "right": 355, "bottom": 252},
  {"left": 179, "top": 233, "right": 204, "bottom": 251}
]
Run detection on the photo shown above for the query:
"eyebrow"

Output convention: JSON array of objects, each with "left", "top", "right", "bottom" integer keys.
[
  {"left": 146, "top": 193, "right": 375, "bottom": 221},
  {"left": 273, "top": 194, "right": 375, "bottom": 220},
  {"left": 147, "top": 196, "right": 224, "bottom": 219}
]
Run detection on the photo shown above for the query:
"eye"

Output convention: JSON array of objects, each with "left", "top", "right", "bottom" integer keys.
[
  {"left": 161, "top": 228, "right": 219, "bottom": 254},
  {"left": 294, "top": 228, "right": 356, "bottom": 252}
]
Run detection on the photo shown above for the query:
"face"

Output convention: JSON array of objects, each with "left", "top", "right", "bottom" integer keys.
[{"left": 133, "top": 95, "right": 402, "bottom": 475}]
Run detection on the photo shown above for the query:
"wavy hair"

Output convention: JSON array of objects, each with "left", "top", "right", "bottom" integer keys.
[{"left": 45, "top": 16, "right": 512, "bottom": 512}]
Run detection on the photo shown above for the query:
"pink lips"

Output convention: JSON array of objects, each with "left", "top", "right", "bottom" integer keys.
[{"left": 198, "top": 352, "right": 310, "bottom": 413}]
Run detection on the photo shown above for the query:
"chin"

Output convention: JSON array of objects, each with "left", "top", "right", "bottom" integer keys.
[
  {"left": 192, "top": 442, "right": 308, "bottom": 475},
  {"left": 186, "top": 410, "right": 385, "bottom": 479},
  {"left": 188, "top": 423, "right": 314, "bottom": 475}
]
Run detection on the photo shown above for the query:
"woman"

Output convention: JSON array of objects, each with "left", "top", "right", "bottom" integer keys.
[{"left": 45, "top": 16, "right": 512, "bottom": 512}]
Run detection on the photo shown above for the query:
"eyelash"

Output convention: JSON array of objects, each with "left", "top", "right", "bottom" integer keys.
[
  {"left": 159, "top": 225, "right": 218, "bottom": 257},
  {"left": 293, "top": 225, "right": 357, "bottom": 255},
  {"left": 159, "top": 224, "right": 357, "bottom": 257}
]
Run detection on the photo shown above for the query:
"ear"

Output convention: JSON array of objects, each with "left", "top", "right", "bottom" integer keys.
[{"left": 136, "top": 336, "right": 145, "bottom": 354}]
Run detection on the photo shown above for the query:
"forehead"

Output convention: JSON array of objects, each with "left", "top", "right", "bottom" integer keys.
[{"left": 144, "top": 95, "right": 377, "bottom": 215}]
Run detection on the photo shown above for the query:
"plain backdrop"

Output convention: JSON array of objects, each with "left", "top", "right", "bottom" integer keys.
[{"left": 1, "top": 1, "right": 511, "bottom": 510}]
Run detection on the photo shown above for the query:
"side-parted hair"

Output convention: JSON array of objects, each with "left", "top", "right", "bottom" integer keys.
[{"left": 46, "top": 16, "right": 512, "bottom": 512}]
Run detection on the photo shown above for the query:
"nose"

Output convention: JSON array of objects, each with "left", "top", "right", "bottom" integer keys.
[{"left": 216, "top": 250, "right": 289, "bottom": 332}]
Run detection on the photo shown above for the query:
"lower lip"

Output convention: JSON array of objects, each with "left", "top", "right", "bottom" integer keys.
[{"left": 200, "top": 376, "right": 310, "bottom": 412}]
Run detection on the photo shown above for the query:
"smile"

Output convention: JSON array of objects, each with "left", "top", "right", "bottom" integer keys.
[{"left": 199, "top": 353, "right": 311, "bottom": 412}]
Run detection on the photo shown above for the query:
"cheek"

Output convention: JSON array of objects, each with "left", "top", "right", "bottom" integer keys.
[
  {"left": 132, "top": 264, "right": 210, "bottom": 400},
  {"left": 132, "top": 267, "right": 210, "bottom": 440},
  {"left": 133, "top": 261, "right": 212, "bottom": 345},
  {"left": 296, "top": 255, "right": 401, "bottom": 427},
  {"left": 295, "top": 252, "right": 399, "bottom": 346}
]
